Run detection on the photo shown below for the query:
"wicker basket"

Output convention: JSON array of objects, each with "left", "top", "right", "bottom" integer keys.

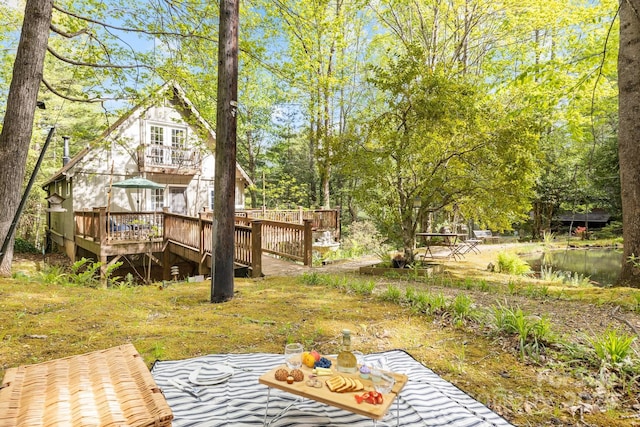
[{"left": 0, "top": 343, "right": 173, "bottom": 427}]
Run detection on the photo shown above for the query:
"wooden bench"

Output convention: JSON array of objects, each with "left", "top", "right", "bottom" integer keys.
[{"left": 472, "top": 230, "right": 500, "bottom": 244}]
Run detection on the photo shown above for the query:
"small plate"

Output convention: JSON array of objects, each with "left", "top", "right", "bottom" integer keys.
[{"left": 189, "top": 364, "right": 234, "bottom": 386}]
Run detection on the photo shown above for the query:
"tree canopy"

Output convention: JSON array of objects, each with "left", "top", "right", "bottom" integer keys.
[{"left": 0, "top": 0, "right": 633, "bottom": 283}]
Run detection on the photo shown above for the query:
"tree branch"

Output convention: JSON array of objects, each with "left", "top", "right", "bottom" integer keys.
[
  {"left": 50, "top": 23, "right": 89, "bottom": 39},
  {"left": 47, "top": 45, "right": 146, "bottom": 69},
  {"left": 52, "top": 3, "right": 216, "bottom": 43},
  {"left": 41, "top": 78, "right": 120, "bottom": 103}
]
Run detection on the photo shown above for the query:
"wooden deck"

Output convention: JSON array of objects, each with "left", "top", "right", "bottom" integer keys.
[{"left": 63, "top": 207, "right": 339, "bottom": 281}]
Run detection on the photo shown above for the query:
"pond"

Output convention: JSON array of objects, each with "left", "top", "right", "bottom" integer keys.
[{"left": 522, "top": 248, "right": 623, "bottom": 286}]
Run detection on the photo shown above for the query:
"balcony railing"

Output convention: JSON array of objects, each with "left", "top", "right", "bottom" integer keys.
[{"left": 137, "top": 144, "right": 201, "bottom": 171}]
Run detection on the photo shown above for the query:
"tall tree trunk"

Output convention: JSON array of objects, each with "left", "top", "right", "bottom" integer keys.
[
  {"left": 618, "top": 0, "right": 640, "bottom": 287},
  {"left": 0, "top": 0, "right": 52, "bottom": 276},
  {"left": 308, "top": 92, "right": 318, "bottom": 206},
  {"left": 211, "top": 0, "right": 239, "bottom": 302}
]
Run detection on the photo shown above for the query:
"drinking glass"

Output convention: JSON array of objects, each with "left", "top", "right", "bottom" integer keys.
[
  {"left": 373, "top": 371, "right": 395, "bottom": 394},
  {"left": 284, "top": 343, "right": 303, "bottom": 369}
]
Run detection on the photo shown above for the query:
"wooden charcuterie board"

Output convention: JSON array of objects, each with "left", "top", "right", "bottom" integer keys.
[{"left": 259, "top": 364, "right": 408, "bottom": 420}]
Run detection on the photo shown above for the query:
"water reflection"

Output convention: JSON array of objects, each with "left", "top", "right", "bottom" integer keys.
[{"left": 522, "top": 248, "right": 623, "bottom": 286}]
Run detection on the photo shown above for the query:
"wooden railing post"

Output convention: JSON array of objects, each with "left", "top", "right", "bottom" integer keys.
[
  {"left": 251, "top": 220, "right": 263, "bottom": 278},
  {"left": 303, "top": 218, "right": 313, "bottom": 266},
  {"left": 335, "top": 205, "right": 341, "bottom": 241},
  {"left": 95, "top": 207, "right": 107, "bottom": 244},
  {"left": 198, "top": 210, "right": 205, "bottom": 258},
  {"left": 298, "top": 206, "right": 303, "bottom": 224},
  {"left": 162, "top": 207, "right": 170, "bottom": 239}
]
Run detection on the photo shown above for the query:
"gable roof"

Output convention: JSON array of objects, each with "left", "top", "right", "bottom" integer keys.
[{"left": 43, "top": 82, "right": 253, "bottom": 187}]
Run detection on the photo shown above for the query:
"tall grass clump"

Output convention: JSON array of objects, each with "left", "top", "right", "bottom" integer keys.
[
  {"left": 301, "top": 271, "right": 323, "bottom": 286},
  {"left": 539, "top": 265, "right": 563, "bottom": 282},
  {"left": 404, "top": 288, "right": 447, "bottom": 316},
  {"left": 496, "top": 252, "right": 531, "bottom": 275},
  {"left": 561, "top": 271, "right": 591, "bottom": 287},
  {"left": 591, "top": 328, "right": 637, "bottom": 365},
  {"left": 447, "top": 294, "right": 477, "bottom": 326},
  {"left": 542, "top": 231, "right": 555, "bottom": 245},
  {"left": 589, "top": 328, "right": 639, "bottom": 395},
  {"left": 380, "top": 284, "right": 402, "bottom": 303},
  {"left": 491, "top": 302, "right": 553, "bottom": 360},
  {"left": 349, "top": 279, "right": 376, "bottom": 296}
]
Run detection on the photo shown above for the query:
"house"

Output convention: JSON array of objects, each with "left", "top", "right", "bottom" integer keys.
[
  {"left": 555, "top": 209, "right": 612, "bottom": 229},
  {"left": 43, "top": 83, "right": 253, "bottom": 273}
]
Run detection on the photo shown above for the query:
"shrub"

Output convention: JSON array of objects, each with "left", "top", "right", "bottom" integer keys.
[
  {"left": 35, "top": 263, "right": 67, "bottom": 285},
  {"left": 594, "top": 221, "right": 622, "bottom": 239},
  {"left": 14, "top": 238, "right": 39, "bottom": 254},
  {"left": 341, "top": 220, "right": 388, "bottom": 256},
  {"left": 496, "top": 252, "right": 531, "bottom": 275}
]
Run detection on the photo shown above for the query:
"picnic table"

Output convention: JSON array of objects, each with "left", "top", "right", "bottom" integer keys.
[{"left": 415, "top": 233, "right": 467, "bottom": 261}]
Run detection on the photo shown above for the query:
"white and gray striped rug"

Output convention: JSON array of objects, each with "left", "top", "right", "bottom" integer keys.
[{"left": 150, "top": 350, "right": 513, "bottom": 427}]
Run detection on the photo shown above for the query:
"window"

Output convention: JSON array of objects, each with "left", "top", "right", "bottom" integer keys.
[
  {"left": 150, "top": 125, "right": 164, "bottom": 145},
  {"left": 147, "top": 124, "right": 188, "bottom": 166},
  {"left": 152, "top": 189, "right": 164, "bottom": 211},
  {"left": 171, "top": 128, "right": 186, "bottom": 165},
  {"left": 209, "top": 187, "right": 215, "bottom": 210},
  {"left": 150, "top": 125, "right": 164, "bottom": 164}
]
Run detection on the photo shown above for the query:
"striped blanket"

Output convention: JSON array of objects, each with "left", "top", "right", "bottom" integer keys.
[{"left": 150, "top": 350, "right": 513, "bottom": 427}]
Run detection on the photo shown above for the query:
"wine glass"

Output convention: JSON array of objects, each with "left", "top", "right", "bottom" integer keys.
[
  {"left": 373, "top": 371, "right": 395, "bottom": 394},
  {"left": 284, "top": 343, "right": 303, "bottom": 369}
]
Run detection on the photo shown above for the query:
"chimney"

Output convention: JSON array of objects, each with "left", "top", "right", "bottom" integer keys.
[{"left": 62, "top": 136, "right": 70, "bottom": 166}]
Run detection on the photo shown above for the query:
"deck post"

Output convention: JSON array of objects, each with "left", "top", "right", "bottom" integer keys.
[
  {"left": 96, "top": 207, "right": 107, "bottom": 244},
  {"left": 335, "top": 205, "right": 341, "bottom": 241},
  {"left": 198, "top": 210, "right": 208, "bottom": 275},
  {"left": 298, "top": 206, "right": 303, "bottom": 224},
  {"left": 162, "top": 207, "right": 171, "bottom": 280},
  {"left": 198, "top": 210, "right": 205, "bottom": 258},
  {"left": 303, "top": 219, "right": 313, "bottom": 266},
  {"left": 250, "top": 220, "right": 262, "bottom": 278}
]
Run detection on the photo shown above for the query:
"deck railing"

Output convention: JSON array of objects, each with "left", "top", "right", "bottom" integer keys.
[
  {"left": 237, "top": 207, "right": 340, "bottom": 236},
  {"left": 260, "top": 219, "right": 312, "bottom": 264},
  {"left": 73, "top": 208, "right": 314, "bottom": 278},
  {"left": 164, "top": 213, "right": 199, "bottom": 250},
  {"left": 75, "top": 209, "right": 164, "bottom": 242}
]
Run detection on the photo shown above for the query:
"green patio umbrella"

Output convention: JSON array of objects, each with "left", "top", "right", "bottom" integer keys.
[
  {"left": 111, "top": 177, "right": 165, "bottom": 211},
  {"left": 112, "top": 177, "right": 165, "bottom": 189}
]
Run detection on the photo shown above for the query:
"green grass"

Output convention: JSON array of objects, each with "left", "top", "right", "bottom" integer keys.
[{"left": 2, "top": 255, "right": 640, "bottom": 427}]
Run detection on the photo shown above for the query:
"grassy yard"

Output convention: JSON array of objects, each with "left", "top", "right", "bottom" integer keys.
[{"left": 1, "top": 248, "right": 639, "bottom": 426}]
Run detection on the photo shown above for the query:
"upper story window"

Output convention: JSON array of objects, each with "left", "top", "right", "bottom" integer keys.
[
  {"left": 171, "top": 128, "right": 186, "bottom": 165},
  {"left": 150, "top": 125, "right": 164, "bottom": 145},
  {"left": 146, "top": 123, "right": 189, "bottom": 167}
]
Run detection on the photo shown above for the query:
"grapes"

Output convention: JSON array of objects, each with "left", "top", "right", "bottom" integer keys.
[{"left": 314, "top": 357, "right": 332, "bottom": 368}]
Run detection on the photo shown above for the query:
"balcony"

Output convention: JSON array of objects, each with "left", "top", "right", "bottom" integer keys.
[{"left": 137, "top": 144, "right": 201, "bottom": 175}]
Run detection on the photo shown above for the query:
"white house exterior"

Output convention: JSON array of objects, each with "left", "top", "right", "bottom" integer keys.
[{"left": 43, "top": 83, "right": 252, "bottom": 260}]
